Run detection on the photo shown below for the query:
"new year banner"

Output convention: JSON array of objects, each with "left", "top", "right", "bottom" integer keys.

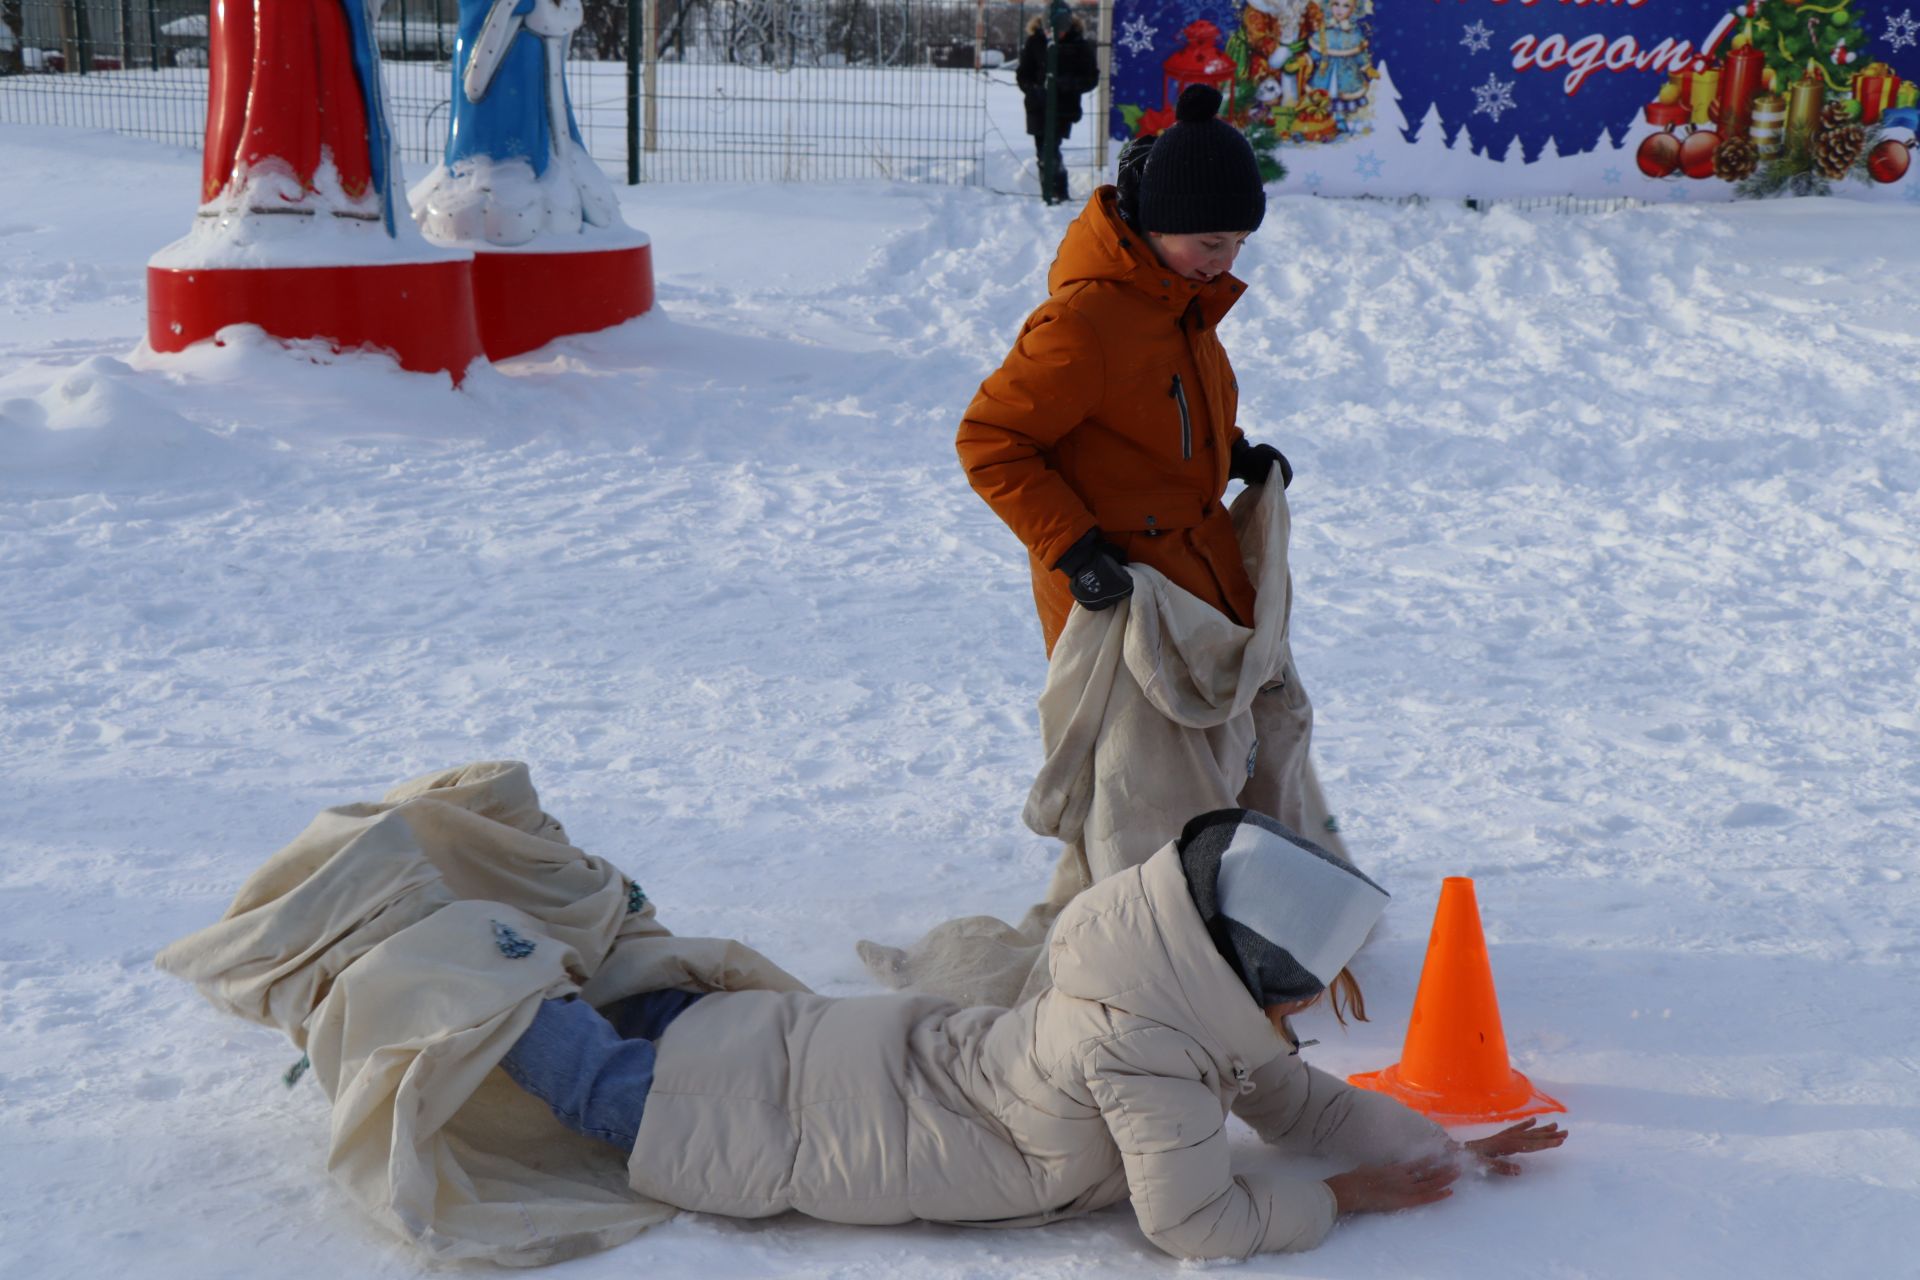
[{"left": 1109, "top": 0, "right": 1920, "bottom": 200}]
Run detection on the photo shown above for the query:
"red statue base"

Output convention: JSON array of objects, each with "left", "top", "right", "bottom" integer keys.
[
  {"left": 469, "top": 242, "right": 655, "bottom": 362},
  {"left": 145, "top": 259, "right": 484, "bottom": 382}
]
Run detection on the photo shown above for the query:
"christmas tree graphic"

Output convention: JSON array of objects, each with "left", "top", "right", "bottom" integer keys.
[{"left": 1749, "top": 0, "right": 1868, "bottom": 93}]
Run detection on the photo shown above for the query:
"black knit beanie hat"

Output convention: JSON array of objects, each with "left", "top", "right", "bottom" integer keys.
[
  {"left": 1134, "top": 84, "right": 1266, "bottom": 235},
  {"left": 1178, "top": 809, "right": 1388, "bottom": 1007}
]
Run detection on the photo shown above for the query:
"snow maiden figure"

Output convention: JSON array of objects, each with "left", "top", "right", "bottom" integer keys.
[
  {"left": 407, "top": 0, "right": 654, "bottom": 361},
  {"left": 413, "top": 0, "right": 619, "bottom": 245},
  {"left": 1306, "top": 0, "right": 1372, "bottom": 133}
]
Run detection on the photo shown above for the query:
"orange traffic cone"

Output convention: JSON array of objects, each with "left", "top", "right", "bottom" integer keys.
[{"left": 1348, "top": 876, "right": 1565, "bottom": 1125}]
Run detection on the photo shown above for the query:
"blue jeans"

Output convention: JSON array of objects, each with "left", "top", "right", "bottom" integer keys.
[{"left": 498, "top": 990, "right": 704, "bottom": 1151}]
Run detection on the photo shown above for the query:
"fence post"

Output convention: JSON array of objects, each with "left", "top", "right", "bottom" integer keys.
[
  {"left": 1095, "top": 0, "right": 1111, "bottom": 171},
  {"left": 60, "top": 0, "right": 93, "bottom": 73},
  {"left": 644, "top": 0, "right": 658, "bottom": 154},
  {"left": 626, "top": 0, "right": 640, "bottom": 182},
  {"left": 147, "top": 0, "right": 160, "bottom": 70},
  {"left": 0, "top": 0, "right": 18, "bottom": 74}
]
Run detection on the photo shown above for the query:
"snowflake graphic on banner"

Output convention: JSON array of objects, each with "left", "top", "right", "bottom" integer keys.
[
  {"left": 1117, "top": 15, "right": 1158, "bottom": 57},
  {"left": 1472, "top": 74, "right": 1516, "bottom": 122},
  {"left": 1886, "top": 9, "right": 1919, "bottom": 50},
  {"left": 1460, "top": 21, "right": 1493, "bottom": 54}
]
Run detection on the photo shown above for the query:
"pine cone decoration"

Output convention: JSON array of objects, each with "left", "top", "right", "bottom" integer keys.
[
  {"left": 1822, "top": 101, "right": 1852, "bottom": 131},
  {"left": 1714, "top": 136, "right": 1760, "bottom": 182},
  {"left": 1815, "top": 121, "right": 1867, "bottom": 180}
]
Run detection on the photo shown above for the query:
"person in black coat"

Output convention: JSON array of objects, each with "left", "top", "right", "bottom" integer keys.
[{"left": 1016, "top": 6, "right": 1100, "bottom": 203}]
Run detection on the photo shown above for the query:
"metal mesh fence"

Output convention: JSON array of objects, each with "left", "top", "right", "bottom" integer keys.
[
  {"left": 625, "top": 0, "right": 985, "bottom": 182},
  {"left": 0, "top": 1, "right": 621, "bottom": 165},
  {"left": 0, "top": 0, "right": 993, "bottom": 184}
]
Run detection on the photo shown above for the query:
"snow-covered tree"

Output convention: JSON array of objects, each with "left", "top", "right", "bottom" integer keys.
[
  {"left": 1412, "top": 102, "right": 1446, "bottom": 148},
  {"left": 1373, "top": 59, "right": 1412, "bottom": 140}
]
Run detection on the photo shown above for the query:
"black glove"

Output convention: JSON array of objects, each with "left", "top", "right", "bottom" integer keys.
[
  {"left": 1054, "top": 527, "right": 1133, "bottom": 611},
  {"left": 1230, "top": 438, "right": 1293, "bottom": 489}
]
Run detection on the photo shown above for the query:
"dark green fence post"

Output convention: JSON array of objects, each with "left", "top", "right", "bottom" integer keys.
[
  {"left": 73, "top": 0, "right": 94, "bottom": 73},
  {"left": 147, "top": 0, "right": 161, "bottom": 70},
  {"left": 626, "top": 0, "right": 640, "bottom": 183}
]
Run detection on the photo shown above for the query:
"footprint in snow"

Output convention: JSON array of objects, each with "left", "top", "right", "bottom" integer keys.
[{"left": 1720, "top": 802, "right": 1794, "bottom": 828}]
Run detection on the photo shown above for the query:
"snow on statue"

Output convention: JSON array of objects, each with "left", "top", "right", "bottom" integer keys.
[{"left": 412, "top": 0, "right": 619, "bottom": 246}]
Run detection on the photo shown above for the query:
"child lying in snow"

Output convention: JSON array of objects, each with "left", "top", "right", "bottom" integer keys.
[{"left": 500, "top": 809, "right": 1566, "bottom": 1260}]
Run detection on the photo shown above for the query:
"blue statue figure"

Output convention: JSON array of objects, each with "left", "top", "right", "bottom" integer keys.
[{"left": 413, "top": 0, "right": 619, "bottom": 245}]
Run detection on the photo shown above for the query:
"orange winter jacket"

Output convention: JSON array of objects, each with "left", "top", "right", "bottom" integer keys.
[{"left": 958, "top": 187, "right": 1257, "bottom": 655}]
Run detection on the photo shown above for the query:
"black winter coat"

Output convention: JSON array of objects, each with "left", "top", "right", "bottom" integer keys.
[{"left": 1017, "top": 29, "right": 1099, "bottom": 138}]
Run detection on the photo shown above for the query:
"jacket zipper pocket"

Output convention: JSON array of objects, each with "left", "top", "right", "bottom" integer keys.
[{"left": 1170, "top": 374, "right": 1193, "bottom": 460}]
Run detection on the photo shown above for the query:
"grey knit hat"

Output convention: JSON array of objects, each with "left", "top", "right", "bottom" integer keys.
[
  {"left": 1178, "top": 809, "right": 1387, "bottom": 1007},
  {"left": 1136, "top": 84, "right": 1266, "bottom": 235}
]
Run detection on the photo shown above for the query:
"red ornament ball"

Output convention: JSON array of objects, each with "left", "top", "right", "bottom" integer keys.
[
  {"left": 1679, "top": 129, "right": 1722, "bottom": 179},
  {"left": 1868, "top": 137, "right": 1913, "bottom": 184},
  {"left": 1637, "top": 130, "right": 1682, "bottom": 178}
]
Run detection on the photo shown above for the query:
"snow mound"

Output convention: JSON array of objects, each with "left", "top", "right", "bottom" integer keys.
[{"left": 0, "top": 356, "right": 286, "bottom": 495}]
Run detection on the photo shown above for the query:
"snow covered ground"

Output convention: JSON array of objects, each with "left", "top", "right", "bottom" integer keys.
[{"left": 3, "top": 114, "right": 1920, "bottom": 1279}]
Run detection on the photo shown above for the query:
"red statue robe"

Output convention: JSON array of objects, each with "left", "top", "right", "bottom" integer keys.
[{"left": 202, "top": 0, "right": 374, "bottom": 206}]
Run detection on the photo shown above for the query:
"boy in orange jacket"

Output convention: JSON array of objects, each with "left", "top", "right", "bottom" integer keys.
[{"left": 957, "top": 83, "right": 1292, "bottom": 655}]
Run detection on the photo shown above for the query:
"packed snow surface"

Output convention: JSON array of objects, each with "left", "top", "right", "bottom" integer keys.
[{"left": 3, "top": 122, "right": 1919, "bottom": 1279}]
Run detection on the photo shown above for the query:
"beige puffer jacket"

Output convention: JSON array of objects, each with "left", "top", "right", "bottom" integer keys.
[{"left": 633, "top": 842, "right": 1447, "bottom": 1260}]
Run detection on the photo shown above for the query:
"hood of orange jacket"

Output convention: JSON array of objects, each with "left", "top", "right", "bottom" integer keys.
[{"left": 1046, "top": 190, "right": 1247, "bottom": 332}]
